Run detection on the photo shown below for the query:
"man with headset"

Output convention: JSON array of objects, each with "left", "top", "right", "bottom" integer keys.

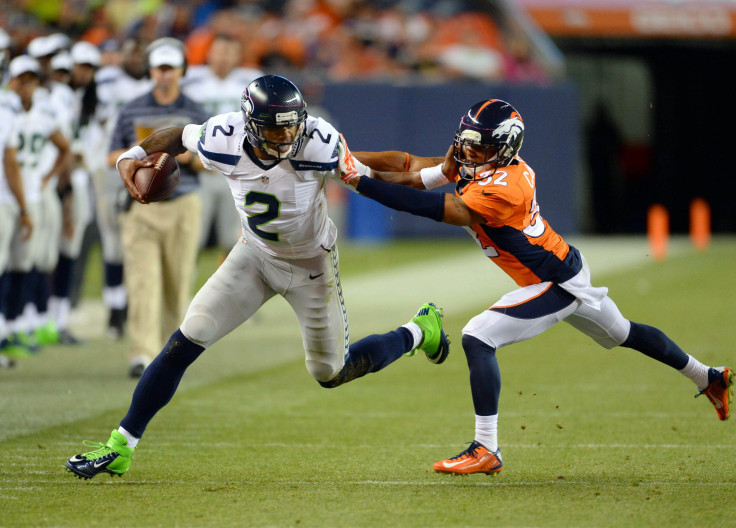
[{"left": 107, "top": 38, "right": 208, "bottom": 377}]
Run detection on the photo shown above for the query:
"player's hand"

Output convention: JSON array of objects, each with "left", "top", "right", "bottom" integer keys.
[
  {"left": 442, "top": 144, "right": 457, "bottom": 179},
  {"left": 337, "top": 134, "right": 363, "bottom": 188},
  {"left": 118, "top": 158, "right": 152, "bottom": 204},
  {"left": 18, "top": 211, "right": 33, "bottom": 241}
]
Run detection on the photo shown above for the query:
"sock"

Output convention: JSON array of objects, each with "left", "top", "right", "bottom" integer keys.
[
  {"left": 475, "top": 414, "right": 498, "bottom": 452},
  {"left": 119, "top": 329, "right": 205, "bottom": 438},
  {"left": 679, "top": 355, "right": 711, "bottom": 390},
  {"left": 401, "top": 322, "right": 423, "bottom": 349},
  {"left": 318, "top": 327, "right": 413, "bottom": 388},
  {"left": 5, "top": 271, "right": 27, "bottom": 322},
  {"left": 117, "top": 426, "right": 139, "bottom": 448},
  {"left": 50, "top": 297, "right": 71, "bottom": 331},
  {"left": 462, "top": 334, "right": 501, "bottom": 415},
  {"left": 52, "top": 255, "right": 75, "bottom": 298},
  {"left": 621, "top": 322, "right": 690, "bottom": 370}
]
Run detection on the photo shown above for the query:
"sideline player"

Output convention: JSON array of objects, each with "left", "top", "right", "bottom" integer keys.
[
  {"left": 0, "top": 66, "right": 33, "bottom": 367},
  {"left": 182, "top": 34, "right": 262, "bottom": 261},
  {"left": 343, "top": 98, "right": 734, "bottom": 474},
  {"left": 1, "top": 56, "right": 71, "bottom": 357},
  {"left": 65, "top": 75, "right": 450, "bottom": 479}
]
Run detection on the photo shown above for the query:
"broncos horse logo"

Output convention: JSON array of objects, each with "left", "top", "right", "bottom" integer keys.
[{"left": 492, "top": 117, "right": 524, "bottom": 143}]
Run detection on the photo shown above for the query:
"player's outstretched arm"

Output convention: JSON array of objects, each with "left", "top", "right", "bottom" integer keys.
[
  {"left": 342, "top": 145, "right": 484, "bottom": 226},
  {"left": 117, "top": 126, "right": 188, "bottom": 204},
  {"left": 353, "top": 151, "right": 444, "bottom": 189}
]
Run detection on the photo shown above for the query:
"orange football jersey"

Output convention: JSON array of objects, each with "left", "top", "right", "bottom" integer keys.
[{"left": 453, "top": 157, "right": 582, "bottom": 287}]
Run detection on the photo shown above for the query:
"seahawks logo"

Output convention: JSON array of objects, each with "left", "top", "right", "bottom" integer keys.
[{"left": 241, "top": 94, "right": 254, "bottom": 116}]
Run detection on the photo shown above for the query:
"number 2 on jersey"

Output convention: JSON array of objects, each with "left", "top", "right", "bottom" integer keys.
[{"left": 244, "top": 191, "right": 281, "bottom": 241}]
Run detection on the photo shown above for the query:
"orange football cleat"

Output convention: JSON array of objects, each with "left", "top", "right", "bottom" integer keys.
[
  {"left": 697, "top": 367, "right": 734, "bottom": 421},
  {"left": 433, "top": 441, "right": 503, "bottom": 475}
]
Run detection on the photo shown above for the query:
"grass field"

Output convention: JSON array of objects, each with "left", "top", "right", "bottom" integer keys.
[{"left": 1, "top": 236, "right": 735, "bottom": 528}]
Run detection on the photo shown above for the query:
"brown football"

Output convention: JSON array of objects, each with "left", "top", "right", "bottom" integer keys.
[{"left": 133, "top": 152, "right": 180, "bottom": 202}]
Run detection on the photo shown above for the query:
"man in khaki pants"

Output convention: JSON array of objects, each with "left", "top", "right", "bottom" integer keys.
[{"left": 107, "top": 38, "right": 208, "bottom": 377}]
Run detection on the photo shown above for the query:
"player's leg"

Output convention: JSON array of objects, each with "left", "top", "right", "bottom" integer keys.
[
  {"left": 160, "top": 193, "right": 201, "bottom": 339},
  {"left": 50, "top": 168, "right": 93, "bottom": 344},
  {"left": 29, "top": 185, "right": 62, "bottom": 346},
  {"left": 2, "top": 203, "right": 41, "bottom": 357},
  {"left": 565, "top": 294, "right": 734, "bottom": 420},
  {"left": 282, "top": 244, "right": 448, "bottom": 388},
  {"left": 96, "top": 168, "right": 127, "bottom": 339},
  {"left": 121, "top": 203, "right": 165, "bottom": 377},
  {"left": 66, "top": 239, "right": 276, "bottom": 479},
  {"left": 434, "top": 282, "right": 578, "bottom": 475}
]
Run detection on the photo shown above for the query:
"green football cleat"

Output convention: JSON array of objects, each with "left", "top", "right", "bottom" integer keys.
[
  {"left": 66, "top": 430, "right": 134, "bottom": 480},
  {"left": 35, "top": 322, "right": 60, "bottom": 346},
  {"left": 408, "top": 302, "right": 450, "bottom": 364}
]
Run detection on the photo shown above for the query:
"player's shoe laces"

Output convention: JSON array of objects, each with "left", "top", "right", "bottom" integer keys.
[
  {"left": 66, "top": 430, "right": 134, "bottom": 479},
  {"left": 696, "top": 366, "right": 734, "bottom": 421},
  {"left": 407, "top": 302, "right": 450, "bottom": 364},
  {"left": 433, "top": 441, "right": 503, "bottom": 475}
]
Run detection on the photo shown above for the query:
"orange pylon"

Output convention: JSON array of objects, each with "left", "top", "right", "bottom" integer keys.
[
  {"left": 647, "top": 204, "right": 669, "bottom": 260},
  {"left": 689, "top": 198, "right": 711, "bottom": 251}
]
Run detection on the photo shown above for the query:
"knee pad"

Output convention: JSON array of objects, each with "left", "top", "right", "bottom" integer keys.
[
  {"left": 180, "top": 311, "right": 219, "bottom": 347},
  {"left": 306, "top": 357, "right": 341, "bottom": 384}
]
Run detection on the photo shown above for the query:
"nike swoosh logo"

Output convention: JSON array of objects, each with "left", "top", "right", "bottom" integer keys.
[
  {"left": 442, "top": 459, "right": 469, "bottom": 468},
  {"left": 481, "top": 191, "right": 496, "bottom": 196},
  {"left": 93, "top": 459, "right": 109, "bottom": 469},
  {"left": 69, "top": 455, "right": 85, "bottom": 463},
  {"left": 309, "top": 273, "right": 324, "bottom": 280},
  {"left": 711, "top": 397, "right": 723, "bottom": 409}
]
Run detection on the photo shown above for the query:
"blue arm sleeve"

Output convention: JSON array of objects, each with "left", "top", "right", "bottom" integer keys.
[{"left": 355, "top": 176, "right": 445, "bottom": 222}]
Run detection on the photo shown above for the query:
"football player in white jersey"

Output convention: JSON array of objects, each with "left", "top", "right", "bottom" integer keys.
[
  {"left": 1, "top": 56, "right": 70, "bottom": 357},
  {"left": 66, "top": 75, "right": 449, "bottom": 480},
  {"left": 45, "top": 41, "right": 103, "bottom": 345},
  {"left": 0, "top": 82, "right": 33, "bottom": 367},
  {"left": 94, "top": 38, "right": 151, "bottom": 339},
  {"left": 22, "top": 36, "right": 77, "bottom": 347},
  {"left": 183, "top": 34, "right": 263, "bottom": 262}
]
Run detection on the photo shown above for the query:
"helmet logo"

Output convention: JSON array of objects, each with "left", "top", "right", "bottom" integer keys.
[
  {"left": 275, "top": 111, "right": 298, "bottom": 126},
  {"left": 242, "top": 96, "right": 254, "bottom": 115},
  {"left": 493, "top": 117, "right": 524, "bottom": 143},
  {"left": 460, "top": 129, "right": 482, "bottom": 143}
]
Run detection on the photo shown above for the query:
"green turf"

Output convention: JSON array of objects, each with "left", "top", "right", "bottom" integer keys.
[{"left": 1, "top": 237, "right": 735, "bottom": 527}]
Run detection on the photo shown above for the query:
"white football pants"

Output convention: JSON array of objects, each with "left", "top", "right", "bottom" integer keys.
[
  {"left": 463, "top": 261, "right": 631, "bottom": 351},
  {"left": 180, "top": 238, "right": 349, "bottom": 382}
]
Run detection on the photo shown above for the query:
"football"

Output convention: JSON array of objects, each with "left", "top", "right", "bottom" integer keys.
[{"left": 133, "top": 152, "right": 180, "bottom": 202}]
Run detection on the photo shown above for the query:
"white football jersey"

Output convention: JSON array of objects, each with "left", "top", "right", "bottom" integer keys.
[
  {"left": 182, "top": 66, "right": 262, "bottom": 117},
  {"left": 13, "top": 100, "right": 63, "bottom": 204},
  {"left": 0, "top": 104, "right": 20, "bottom": 205},
  {"left": 183, "top": 112, "right": 347, "bottom": 259}
]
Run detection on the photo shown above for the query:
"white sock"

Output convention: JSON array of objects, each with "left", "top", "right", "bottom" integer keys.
[
  {"left": 679, "top": 355, "right": 711, "bottom": 390},
  {"left": 401, "top": 322, "right": 423, "bottom": 349},
  {"left": 54, "top": 297, "right": 71, "bottom": 331},
  {"left": 118, "top": 426, "right": 139, "bottom": 448},
  {"left": 475, "top": 414, "right": 498, "bottom": 452}
]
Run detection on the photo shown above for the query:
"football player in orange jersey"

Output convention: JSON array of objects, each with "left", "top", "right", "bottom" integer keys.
[{"left": 338, "top": 99, "right": 734, "bottom": 475}]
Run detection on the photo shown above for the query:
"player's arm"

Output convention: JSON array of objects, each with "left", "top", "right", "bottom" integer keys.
[
  {"left": 3, "top": 146, "right": 33, "bottom": 240},
  {"left": 44, "top": 130, "right": 72, "bottom": 189},
  {"left": 115, "top": 126, "right": 189, "bottom": 204},
  {"left": 340, "top": 141, "right": 484, "bottom": 226},
  {"left": 353, "top": 150, "right": 448, "bottom": 189}
]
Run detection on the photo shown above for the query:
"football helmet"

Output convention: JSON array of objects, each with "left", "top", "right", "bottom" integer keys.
[
  {"left": 453, "top": 99, "right": 524, "bottom": 180},
  {"left": 241, "top": 75, "right": 308, "bottom": 160}
]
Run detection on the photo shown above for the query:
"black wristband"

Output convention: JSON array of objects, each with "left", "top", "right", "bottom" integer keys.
[{"left": 356, "top": 176, "right": 445, "bottom": 222}]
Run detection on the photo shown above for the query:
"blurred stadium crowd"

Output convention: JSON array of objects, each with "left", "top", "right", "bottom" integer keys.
[{"left": 2, "top": 0, "right": 549, "bottom": 82}]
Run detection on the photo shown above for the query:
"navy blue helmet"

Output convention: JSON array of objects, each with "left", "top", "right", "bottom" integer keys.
[
  {"left": 453, "top": 99, "right": 524, "bottom": 180},
  {"left": 241, "top": 75, "right": 308, "bottom": 160}
]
